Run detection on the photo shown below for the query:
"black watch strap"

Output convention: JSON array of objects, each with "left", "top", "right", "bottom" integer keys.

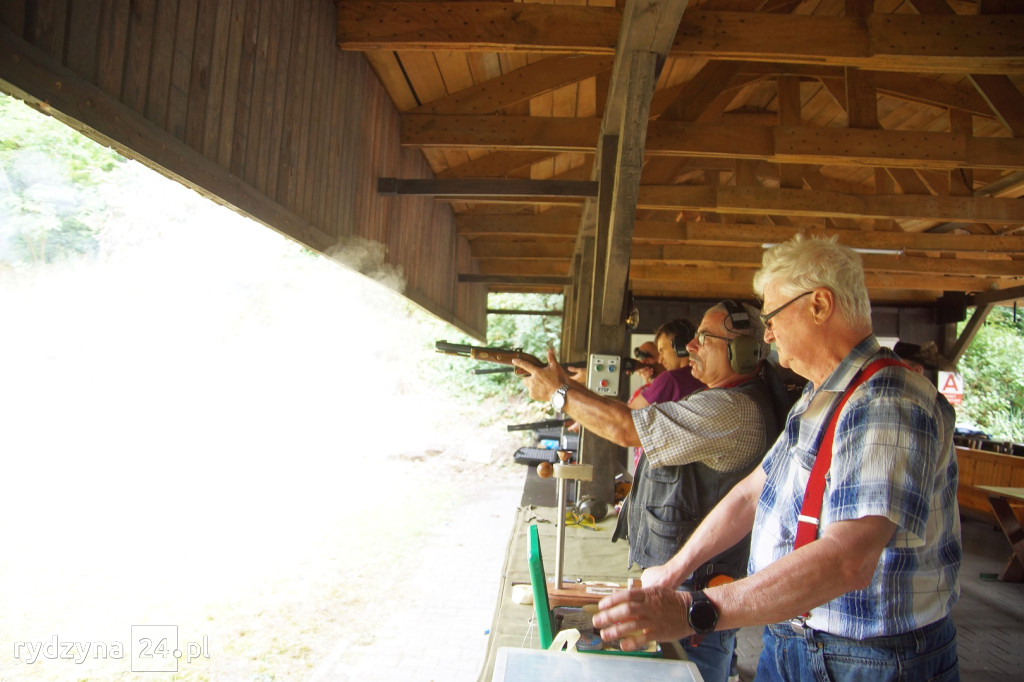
[{"left": 687, "top": 590, "right": 719, "bottom": 635}]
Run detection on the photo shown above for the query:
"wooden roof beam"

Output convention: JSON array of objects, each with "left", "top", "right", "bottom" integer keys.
[
  {"left": 403, "top": 116, "right": 1024, "bottom": 170},
  {"left": 400, "top": 175, "right": 1022, "bottom": 222},
  {"left": 628, "top": 262, "right": 1008, "bottom": 293},
  {"left": 636, "top": 185, "right": 1024, "bottom": 224},
  {"left": 629, "top": 243, "right": 1024, "bottom": 277},
  {"left": 907, "top": 0, "right": 1024, "bottom": 136},
  {"left": 736, "top": 63, "right": 999, "bottom": 119},
  {"left": 337, "top": 4, "right": 1024, "bottom": 75}
]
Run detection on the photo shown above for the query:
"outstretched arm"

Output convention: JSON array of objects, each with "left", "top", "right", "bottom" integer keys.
[{"left": 513, "top": 349, "right": 642, "bottom": 448}]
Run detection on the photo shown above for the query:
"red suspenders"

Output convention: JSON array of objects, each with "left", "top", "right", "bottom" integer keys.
[{"left": 793, "top": 358, "right": 908, "bottom": 550}]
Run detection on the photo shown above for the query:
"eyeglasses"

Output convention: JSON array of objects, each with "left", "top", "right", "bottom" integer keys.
[
  {"left": 759, "top": 291, "right": 814, "bottom": 330},
  {"left": 696, "top": 331, "right": 732, "bottom": 347}
]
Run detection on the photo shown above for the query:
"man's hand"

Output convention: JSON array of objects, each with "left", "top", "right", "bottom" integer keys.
[
  {"left": 639, "top": 563, "right": 683, "bottom": 590},
  {"left": 512, "top": 348, "right": 570, "bottom": 403},
  {"left": 592, "top": 587, "right": 692, "bottom": 652},
  {"left": 567, "top": 364, "right": 588, "bottom": 385}
]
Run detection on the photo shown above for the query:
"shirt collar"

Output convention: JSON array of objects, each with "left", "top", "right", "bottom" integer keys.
[{"left": 817, "top": 334, "right": 881, "bottom": 394}]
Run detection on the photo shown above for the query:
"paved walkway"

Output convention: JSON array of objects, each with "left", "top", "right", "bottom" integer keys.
[
  {"left": 308, "top": 471, "right": 523, "bottom": 681},
  {"left": 308, "top": 468, "right": 1023, "bottom": 681}
]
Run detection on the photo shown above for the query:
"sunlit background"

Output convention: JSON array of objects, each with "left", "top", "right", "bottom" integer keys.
[{"left": 1, "top": 95, "right": 539, "bottom": 680}]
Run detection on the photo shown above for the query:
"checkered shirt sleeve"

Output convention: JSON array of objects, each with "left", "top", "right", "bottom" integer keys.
[{"left": 631, "top": 387, "right": 769, "bottom": 472}]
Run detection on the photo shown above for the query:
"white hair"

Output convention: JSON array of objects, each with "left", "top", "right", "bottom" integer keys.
[{"left": 752, "top": 234, "right": 872, "bottom": 330}]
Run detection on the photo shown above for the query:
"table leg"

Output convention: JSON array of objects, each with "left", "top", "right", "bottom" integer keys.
[{"left": 987, "top": 495, "right": 1024, "bottom": 583}]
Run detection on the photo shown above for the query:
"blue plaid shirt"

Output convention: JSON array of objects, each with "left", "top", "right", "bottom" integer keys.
[{"left": 749, "top": 335, "right": 961, "bottom": 638}]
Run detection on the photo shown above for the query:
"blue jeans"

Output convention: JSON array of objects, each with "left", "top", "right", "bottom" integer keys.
[
  {"left": 755, "top": 614, "right": 959, "bottom": 682},
  {"left": 683, "top": 628, "right": 737, "bottom": 682}
]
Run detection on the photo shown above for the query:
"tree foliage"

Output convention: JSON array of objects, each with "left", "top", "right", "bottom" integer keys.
[
  {"left": 414, "top": 292, "right": 563, "bottom": 414},
  {"left": 958, "top": 306, "right": 1024, "bottom": 442},
  {"left": 0, "top": 95, "right": 124, "bottom": 264}
]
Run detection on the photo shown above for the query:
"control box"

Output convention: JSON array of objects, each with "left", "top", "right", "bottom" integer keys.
[{"left": 587, "top": 354, "right": 622, "bottom": 396}]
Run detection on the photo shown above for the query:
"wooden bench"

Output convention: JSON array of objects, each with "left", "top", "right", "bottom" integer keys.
[{"left": 956, "top": 446, "right": 1024, "bottom": 525}]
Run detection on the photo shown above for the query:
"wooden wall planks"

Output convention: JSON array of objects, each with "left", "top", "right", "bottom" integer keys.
[{"left": 0, "top": 0, "right": 485, "bottom": 338}]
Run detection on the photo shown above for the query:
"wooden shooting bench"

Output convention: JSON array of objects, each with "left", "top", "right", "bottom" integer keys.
[{"left": 478, "top": 503, "right": 690, "bottom": 681}]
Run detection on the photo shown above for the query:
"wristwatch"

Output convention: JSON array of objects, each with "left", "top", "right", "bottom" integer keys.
[
  {"left": 550, "top": 384, "right": 571, "bottom": 413},
  {"left": 687, "top": 591, "right": 719, "bottom": 635}
]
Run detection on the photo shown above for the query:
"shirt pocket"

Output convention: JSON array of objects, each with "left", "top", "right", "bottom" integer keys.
[{"left": 642, "top": 505, "right": 698, "bottom": 566}]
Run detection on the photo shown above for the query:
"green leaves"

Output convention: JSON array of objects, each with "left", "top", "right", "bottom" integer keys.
[
  {"left": 0, "top": 94, "right": 123, "bottom": 264},
  {"left": 958, "top": 307, "right": 1024, "bottom": 442}
]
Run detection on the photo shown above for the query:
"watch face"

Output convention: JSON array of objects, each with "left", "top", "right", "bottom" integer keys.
[
  {"left": 551, "top": 387, "right": 566, "bottom": 411},
  {"left": 689, "top": 596, "right": 718, "bottom": 634}
]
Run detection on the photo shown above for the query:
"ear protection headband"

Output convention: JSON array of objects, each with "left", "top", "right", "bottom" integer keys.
[
  {"left": 667, "top": 319, "right": 696, "bottom": 357},
  {"left": 720, "top": 300, "right": 763, "bottom": 374}
]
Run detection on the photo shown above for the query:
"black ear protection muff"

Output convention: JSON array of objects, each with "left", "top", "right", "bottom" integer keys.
[
  {"left": 668, "top": 319, "right": 696, "bottom": 357},
  {"left": 720, "top": 300, "right": 763, "bottom": 374}
]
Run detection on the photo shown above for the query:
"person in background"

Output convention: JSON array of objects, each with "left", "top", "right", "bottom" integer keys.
[
  {"left": 893, "top": 340, "right": 952, "bottom": 375},
  {"left": 628, "top": 340, "right": 664, "bottom": 399},
  {"left": 628, "top": 318, "right": 704, "bottom": 409},
  {"left": 593, "top": 234, "right": 961, "bottom": 682}
]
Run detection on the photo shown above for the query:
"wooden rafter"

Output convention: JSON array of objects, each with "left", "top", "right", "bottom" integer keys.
[
  {"left": 337, "top": 3, "right": 1024, "bottom": 75},
  {"left": 403, "top": 116, "right": 1024, "bottom": 171}
]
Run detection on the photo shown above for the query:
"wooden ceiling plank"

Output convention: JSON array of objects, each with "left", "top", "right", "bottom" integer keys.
[
  {"left": 871, "top": 71, "right": 995, "bottom": 118},
  {"left": 475, "top": 259, "right": 572, "bottom": 277},
  {"left": 886, "top": 167, "right": 933, "bottom": 196},
  {"left": 470, "top": 238, "right": 576, "bottom": 260},
  {"left": 978, "top": 170, "right": 1024, "bottom": 198},
  {"left": 459, "top": 273, "right": 572, "bottom": 285},
  {"left": 657, "top": 60, "right": 744, "bottom": 122},
  {"left": 395, "top": 49, "right": 447, "bottom": 104},
  {"left": 457, "top": 213, "right": 580, "bottom": 237},
  {"left": 966, "top": 74, "right": 1024, "bottom": 137},
  {"left": 362, "top": 51, "right": 420, "bottom": 111},
  {"left": 433, "top": 49, "right": 475, "bottom": 98},
  {"left": 377, "top": 177, "right": 599, "bottom": 198},
  {"left": 437, "top": 150, "right": 557, "bottom": 178},
  {"left": 402, "top": 114, "right": 600, "bottom": 150},
  {"left": 413, "top": 54, "right": 613, "bottom": 115}
]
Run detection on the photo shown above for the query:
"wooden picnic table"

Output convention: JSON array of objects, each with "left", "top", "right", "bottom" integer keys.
[{"left": 975, "top": 486, "right": 1024, "bottom": 582}]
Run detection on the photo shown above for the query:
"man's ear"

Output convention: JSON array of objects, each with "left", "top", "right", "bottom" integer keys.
[{"left": 809, "top": 288, "right": 835, "bottom": 324}]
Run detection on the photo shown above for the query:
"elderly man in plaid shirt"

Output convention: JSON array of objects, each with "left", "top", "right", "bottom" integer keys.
[{"left": 593, "top": 234, "right": 961, "bottom": 682}]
